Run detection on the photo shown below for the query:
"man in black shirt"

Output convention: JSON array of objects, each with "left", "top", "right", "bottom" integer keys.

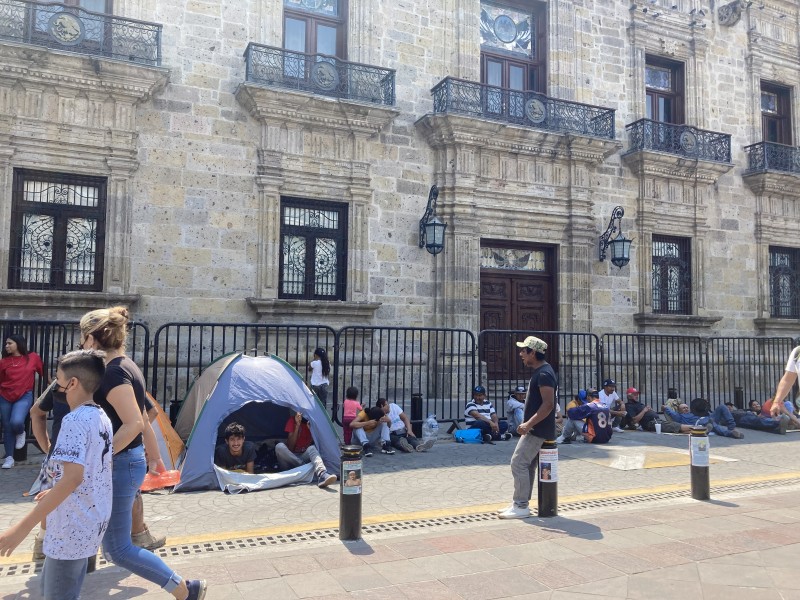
[
  {"left": 214, "top": 422, "right": 256, "bottom": 473},
  {"left": 498, "top": 336, "right": 556, "bottom": 520}
]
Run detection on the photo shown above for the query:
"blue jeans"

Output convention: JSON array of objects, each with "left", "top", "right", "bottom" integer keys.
[
  {"left": 0, "top": 391, "right": 33, "bottom": 458},
  {"left": 468, "top": 420, "right": 509, "bottom": 440},
  {"left": 698, "top": 404, "right": 737, "bottom": 437},
  {"left": 42, "top": 556, "right": 87, "bottom": 600},
  {"left": 103, "top": 446, "right": 181, "bottom": 592},
  {"left": 507, "top": 407, "right": 524, "bottom": 433}
]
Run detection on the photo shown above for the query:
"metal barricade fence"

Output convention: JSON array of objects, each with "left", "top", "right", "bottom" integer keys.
[
  {"left": 150, "top": 323, "right": 336, "bottom": 419},
  {"left": 337, "top": 327, "right": 476, "bottom": 424},
  {"left": 477, "top": 330, "right": 601, "bottom": 418}
]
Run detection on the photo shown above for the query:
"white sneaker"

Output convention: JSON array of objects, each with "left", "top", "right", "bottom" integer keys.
[
  {"left": 15, "top": 432, "right": 26, "bottom": 449},
  {"left": 612, "top": 426, "right": 624, "bottom": 433},
  {"left": 2, "top": 456, "right": 14, "bottom": 469},
  {"left": 415, "top": 439, "right": 435, "bottom": 452},
  {"left": 498, "top": 505, "right": 531, "bottom": 519},
  {"left": 496, "top": 503, "right": 514, "bottom": 514},
  {"left": 500, "top": 432, "right": 512, "bottom": 441},
  {"left": 555, "top": 435, "right": 565, "bottom": 444}
]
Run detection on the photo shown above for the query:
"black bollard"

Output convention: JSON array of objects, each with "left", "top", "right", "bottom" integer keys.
[
  {"left": 689, "top": 425, "right": 710, "bottom": 500},
  {"left": 339, "top": 444, "right": 363, "bottom": 541},
  {"left": 734, "top": 387, "right": 744, "bottom": 410},
  {"left": 537, "top": 440, "right": 558, "bottom": 517},
  {"left": 410, "top": 393, "right": 423, "bottom": 438}
]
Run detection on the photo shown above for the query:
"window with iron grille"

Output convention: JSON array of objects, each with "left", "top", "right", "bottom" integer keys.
[
  {"left": 9, "top": 169, "right": 106, "bottom": 291},
  {"left": 645, "top": 56, "right": 684, "bottom": 124},
  {"left": 761, "top": 82, "right": 792, "bottom": 145},
  {"left": 279, "top": 197, "right": 348, "bottom": 300},
  {"left": 769, "top": 246, "right": 800, "bottom": 318},
  {"left": 652, "top": 235, "right": 691, "bottom": 314}
]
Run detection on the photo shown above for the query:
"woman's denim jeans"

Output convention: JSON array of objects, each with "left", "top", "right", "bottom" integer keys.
[
  {"left": 103, "top": 446, "right": 181, "bottom": 592},
  {"left": 0, "top": 391, "right": 33, "bottom": 458}
]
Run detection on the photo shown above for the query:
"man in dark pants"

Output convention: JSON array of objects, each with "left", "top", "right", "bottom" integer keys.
[{"left": 498, "top": 336, "right": 556, "bottom": 520}]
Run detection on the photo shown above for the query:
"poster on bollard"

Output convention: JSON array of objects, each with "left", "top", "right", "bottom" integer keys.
[
  {"left": 342, "top": 460, "right": 362, "bottom": 495},
  {"left": 539, "top": 448, "right": 558, "bottom": 482},
  {"left": 690, "top": 436, "right": 709, "bottom": 467}
]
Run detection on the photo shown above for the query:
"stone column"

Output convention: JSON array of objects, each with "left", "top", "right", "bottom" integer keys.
[
  {"left": 105, "top": 158, "right": 139, "bottom": 295},
  {"left": 255, "top": 150, "right": 283, "bottom": 299},
  {"left": 0, "top": 127, "right": 15, "bottom": 288}
]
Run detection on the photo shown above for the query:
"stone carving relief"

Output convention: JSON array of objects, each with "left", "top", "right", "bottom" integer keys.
[{"left": 718, "top": 0, "right": 744, "bottom": 27}]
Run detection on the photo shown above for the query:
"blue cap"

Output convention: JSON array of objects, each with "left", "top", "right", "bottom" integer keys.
[
  {"left": 578, "top": 389, "right": 587, "bottom": 401},
  {"left": 473, "top": 385, "right": 486, "bottom": 394}
]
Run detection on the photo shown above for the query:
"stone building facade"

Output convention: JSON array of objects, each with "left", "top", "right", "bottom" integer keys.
[{"left": 0, "top": 0, "right": 798, "bottom": 339}]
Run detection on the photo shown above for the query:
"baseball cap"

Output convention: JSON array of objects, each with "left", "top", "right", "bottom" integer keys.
[
  {"left": 577, "top": 389, "right": 587, "bottom": 401},
  {"left": 473, "top": 385, "right": 486, "bottom": 394},
  {"left": 515, "top": 336, "right": 548, "bottom": 352},
  {"left": 626, "top": 387, "right": 639, "bottom": 396},
  {"left": 589, "top": 390, "right": 600, "bottom": 397},
  {"left": 602, "top": 379, "right": 616, "bottom": 387},
  {"left": 514, "top": 385, "right": 526, "bottom": 394}
]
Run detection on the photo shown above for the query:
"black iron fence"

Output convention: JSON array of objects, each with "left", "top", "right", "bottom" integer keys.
[
  {"left": 744, "top": 141, "right": 800, "bottom": 175},
  {"left": 243, "top": 42, "right": 395, "bottom": 106},
  {"left": 626, "top": 119, "right": 731, "bottom": 163},
  {"left": 0, "top": 0, "right": 162, "bottom": 65},
  {"left": 431, "top": 77, "right": 616, "bottom": 140}
]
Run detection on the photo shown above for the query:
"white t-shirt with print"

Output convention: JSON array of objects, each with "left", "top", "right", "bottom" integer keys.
[
  {"left": 598, "top": 389, "right": 619, "bottom": 411},
  {"left": 387, "top": 403, "right": 406, "bottom": 433},
  {"left": 44, "top": 404, "right": 113, "bottom": 560},
  {"left": 785, "top": 346, "right": 800, "bottom": 374}
]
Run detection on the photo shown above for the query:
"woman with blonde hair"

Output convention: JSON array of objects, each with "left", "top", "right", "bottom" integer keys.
[{"left": 80, "top": 307, "right": 205, "bottom": 600}]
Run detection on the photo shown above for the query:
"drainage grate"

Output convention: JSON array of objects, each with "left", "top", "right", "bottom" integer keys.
[{"left": 2, "top": 476, "right": 798, "bottom": 578}]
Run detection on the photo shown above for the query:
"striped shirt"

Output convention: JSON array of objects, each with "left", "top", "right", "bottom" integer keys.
[{"left": 464, "top": 400, "right": 495, "bottom": 424}]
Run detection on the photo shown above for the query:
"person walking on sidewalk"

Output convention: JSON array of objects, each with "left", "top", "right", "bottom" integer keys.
[
  {"left": 498, "top": 336, "right": 556, "bottom": 520},
  {"left": 0, "top": 335, "right": 44, "bottom": 469},
  {"left": 80, "top": 306, "right": 206, "bottom": 600}
]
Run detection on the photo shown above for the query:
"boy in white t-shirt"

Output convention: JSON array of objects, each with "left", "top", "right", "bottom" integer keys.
[
  {"left": 0, "top": 350, "right": 112, "bottom": 600},
  {"left": 380, "top": 398, "right": 434, "bottom": 453}
]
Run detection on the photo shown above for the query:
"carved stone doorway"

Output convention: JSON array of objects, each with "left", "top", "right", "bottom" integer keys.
[{"left": 479, "top": 243, "right": 557, "bottom": 379}]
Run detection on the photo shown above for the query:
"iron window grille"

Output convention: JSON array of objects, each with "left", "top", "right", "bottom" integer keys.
[
  {"left": 243, "top": 42, "right": 395, "bottom": 106},
  {"left": 744, "top": 141, "right": 800, "bottom": 175},
  {"left": 9, "top": 169, "right": 106, "bottom": 291},
  {"left": 652, "top": 235, "right": 691, "bottom": 315},
  {"left": 279, "top": 197, "right": 348, "bottom": 301},
  {"left": 431, "top": 77, "right": 616, "bottom": 140},
  {"left": 769, "top": 246, "right": 800, "bottom": 319},
  {"left": 625, "top": 119, "right": 731, "bottom": 163}
]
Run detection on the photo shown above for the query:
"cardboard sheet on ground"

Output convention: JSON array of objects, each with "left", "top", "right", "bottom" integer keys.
[
  {"left": 580, "top": 448, "right": 737, "bottom": 471},
  {"left": 214, "top": 463, "right": 315, "bottom": 494}
]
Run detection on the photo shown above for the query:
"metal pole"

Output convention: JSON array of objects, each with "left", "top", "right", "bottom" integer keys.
[
  {"left": 689, "top": 425, "right": 710, "bottom": 500},
  {"left": 537, "top": 440, "right": 558, "bottom": 517},
  {"left": 339, "top": 444, "right": 363, "bottom": 541},
  {"left": 410, "top": 393, "right": 423, "bottom": 438}
]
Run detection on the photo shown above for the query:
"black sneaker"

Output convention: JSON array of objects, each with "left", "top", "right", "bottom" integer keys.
[
  {"left": 483, "top": 434, "right": 493, "bottom": 443},
  {"left": 362, "top": 444, "right": 373, "bottom": 457},
  {"left": 186, "top": 579, "right": 207, "bottom": 600},
  {"left": 381, "top": 442, "right": 395, "bottom": 454}
]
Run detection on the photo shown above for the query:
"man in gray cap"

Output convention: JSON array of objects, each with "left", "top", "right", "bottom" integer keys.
[{"left": 498, "top": 336, "right": 557, "bottom": 519}]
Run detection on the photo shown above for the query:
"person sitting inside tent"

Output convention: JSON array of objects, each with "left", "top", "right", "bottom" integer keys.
[
  {"left": 275, "top": 411, "right": 337, "bottom": 488},
  {"left": 214, "top": 422, "right": 256, "bottom": 473}
]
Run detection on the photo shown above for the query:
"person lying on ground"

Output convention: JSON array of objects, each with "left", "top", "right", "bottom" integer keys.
[
  {"left": 664, "top": 399, "right": 744, "bottom": 439},
  {"left": 275, "top": 412, "right": 337, "bottom": 487},
  {"left": 761, "top": 397, "right": 800, "bottom": 429},
  {"left": 727, "top": 403, "right": 788, "bottom": 435}
]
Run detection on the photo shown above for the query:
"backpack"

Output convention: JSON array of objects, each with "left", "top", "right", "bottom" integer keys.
[{"left": 454, "top": 429, "right": 484, "bottom": 444}]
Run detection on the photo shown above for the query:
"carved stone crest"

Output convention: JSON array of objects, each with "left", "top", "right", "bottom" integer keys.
[
  {"left": 310, "top": 61, "right": 340, "bottom": 91},
  {"left": 680, "top": 129, "right": 698, "bottom": 154},
  {"left": 525, "top": 97, "right": 547, "bottom": 124},
  {"left": 48, "top": 12, "right": 85, "bottom": 46},
  {"left": 718, "top": 0, "right": 744, "bottom": 27}
]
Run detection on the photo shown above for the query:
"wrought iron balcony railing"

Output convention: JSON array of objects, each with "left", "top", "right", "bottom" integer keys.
[
  {"left": 430, "top": 77, "right": 616, "bottom": 140},
  {"left": 744, "top": 141, "right": 800, "bottom": 175},
  {"left": 625, "top": 119, "right": 731, "bottom": 163},
  {"left": 0, "top": 0, "right": 161, "bottom": 66},
  {"left": 243, "top": 43, "right": 395, "bottom": 106}
]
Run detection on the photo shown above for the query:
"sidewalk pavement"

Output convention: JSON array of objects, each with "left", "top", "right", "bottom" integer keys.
[{"left": 2, "top": 484, "right": 800, "bottom": 599}]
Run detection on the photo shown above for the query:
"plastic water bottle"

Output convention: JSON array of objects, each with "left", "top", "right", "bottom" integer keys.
[{"left": 422, "top": 414, "right": 439, "bottom": 444}]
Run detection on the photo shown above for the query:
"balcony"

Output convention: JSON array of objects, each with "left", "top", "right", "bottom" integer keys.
[
  {"left": 0, "top": 0, "right": 161, "bottom": 65},
  {"left": 625, "top": 119, "right": 731, "bottom": 163},
  {"left": 744, "top": 141, "right": 800, "bottom": 175},
  {"left": 243, "top": 42, "right": 395, "bottom": 106},
  {"left": 431, "top": 76, "right": 616, "bottom": 140}
]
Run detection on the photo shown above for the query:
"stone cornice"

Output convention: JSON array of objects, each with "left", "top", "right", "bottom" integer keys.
[
  {"left": 247, "top": 298, "right": 381, "bottom": 325},
  {"left": 622, "top": 150, "right": 733, "bottom": 184},
  {"left": 0, "top": 290, "right": 139, "bottom": 313},
  {"left": 754, "top": 318, "right": 800, "bottom": 335},
  {"left": 416, "top": 113, "right": 621, "bottom": 165},
  {"left": 0, "top": 41, "right": 169, "bottom": 103},
  {"left": 743, "top": 171, "right": 800, "bottom": 199},
  {"left": 235, "top": 83, "right": 398, "bottom": 139},
  {"left": 628, "top": 1, "right": 709, "bottom": 55},
  {"left": 633, "top": 313, "right": 722, "bottom": 330}
]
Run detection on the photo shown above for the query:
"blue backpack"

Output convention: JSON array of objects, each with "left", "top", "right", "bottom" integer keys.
[{"left": 454, "top": 429, "right": 483, "bottom": 444}]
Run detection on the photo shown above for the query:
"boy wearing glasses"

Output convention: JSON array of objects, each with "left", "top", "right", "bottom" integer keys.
[{"left": 0, "top": 350, "right": 112, "bottom": 600}]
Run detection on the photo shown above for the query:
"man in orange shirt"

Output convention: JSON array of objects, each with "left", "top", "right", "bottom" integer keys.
[{"left": 274, "top": 412, "right": 337, "bottom": 488}]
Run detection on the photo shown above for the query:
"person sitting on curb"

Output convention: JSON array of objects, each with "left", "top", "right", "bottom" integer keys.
[
  {"left": 556, "top": 389, "right": 588, "bottom": 444},
  {"left": 598, "top": 379, "right": 626, "bottom": 433},
  {"left": 663, "top": 399, "right": 744, "bottom": 438},
  {"left": 351, "top": 404, "right": 395, "bottom": 456},
  {"left": 465, "top": 385, "right": 511, "bottom": 443},
  {"left": 625, "top": 388, "right": 682, "bottom": 433},
  {"left": 275, "top": 412, "right": 337, "bottom": 487},
  {"left": 761, "top": 397, "right": 800, "bottom": 429},
  {"left": 728, "top": 401, "right": 788, "bottom": 435},
  {"left": 214, "top": 422, "right": 256, "bottom": 473},
  {"left": 566, "top": 391, "right": 613, "bottom": 444},
  {"left": 506, "top": 386, "right": 526, "bottom": 436},
  {"left": 381, "top": 397, "right": 434, "bottom": 453}
]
